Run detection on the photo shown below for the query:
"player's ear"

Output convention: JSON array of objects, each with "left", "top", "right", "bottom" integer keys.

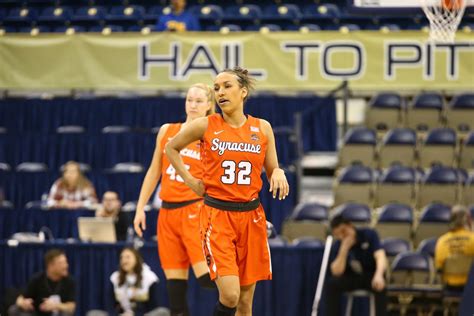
[{"left": 241, "top": 87, "right": 248, "bottom": 100}]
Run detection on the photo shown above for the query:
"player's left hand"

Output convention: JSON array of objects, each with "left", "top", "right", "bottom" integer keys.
[
  {"left": 371, "top": 273, "right": 385, "bottom": 292},
  {"left": 269, "top": 168, "right": 289, "bottom": 200}
]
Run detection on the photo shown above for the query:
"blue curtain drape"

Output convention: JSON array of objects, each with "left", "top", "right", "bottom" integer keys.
[{"left": 0, "top": 241, "right": 326, "bottom": 316}]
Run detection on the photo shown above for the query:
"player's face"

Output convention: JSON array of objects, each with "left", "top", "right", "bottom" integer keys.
[
  {"left": 120, "top": 249, "right": 137, "bottom": 273},
  {"left": 332, "top": 223, "right": 355, "bottom": 240},
  {"left": 50, "top": 254, "right": 69, "bottom": 277},
  {"left": 185, "top": 87, "right": 210, "bottom": 120},
  {"left": 63, "top": 164, "right": 80, "bottom": 186},
  {"left": 214, "top": 72, "right": 247, "bottom": 113}
]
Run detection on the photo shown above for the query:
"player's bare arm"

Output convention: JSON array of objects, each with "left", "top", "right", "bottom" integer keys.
[
  {"left": 134, "top": 123, "right": 169, "bottom": 237},
  {"left": 165, "top": 117, "right": 208, "bottom": 196},
  {"left": 261, "top": 119, "right": 289, "bottom": 200}
]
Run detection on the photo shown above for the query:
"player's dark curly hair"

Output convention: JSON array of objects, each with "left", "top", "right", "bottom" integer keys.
[{"left": 222, "top": 66, "right": 256, "bottom": 103}]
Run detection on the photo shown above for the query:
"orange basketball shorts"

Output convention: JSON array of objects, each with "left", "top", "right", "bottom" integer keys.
[
  {"left": 157, "top": 201, "right": 206, "bottom": 270},
  {"left": 200, "top": 203, "right": 272, "bottom": 286}
]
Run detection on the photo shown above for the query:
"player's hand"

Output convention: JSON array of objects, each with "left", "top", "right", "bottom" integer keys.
[
  {"left": 269, "top": 168, "right": 289, "bottom": 200},
  {"left": 371, "top": 273, "right": 385, "bottom": 292},
  {"left": 134, "top": 209, "right": 146, "bottom": 238},
  {"left": 186, "top": 177, "right": 205, "bottom": 197},
  {"left": 17, "top": 297, "right": 34, "bottom": 311}
]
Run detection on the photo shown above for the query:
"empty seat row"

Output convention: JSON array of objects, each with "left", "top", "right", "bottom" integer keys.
[
  {"left": 365, "top": 92, "right": 474, "bottom": 133},
  {"left": 334, "top": 165, "right": 474, "bottom": 207},
  {"left": 0, "top": 129, "right": 298, "bottom": 169},
  {"left": 338, "top": 127, "right": 474, "bottom": 170},
  {"left": 281, "top": 201, "right": 474, "bottom": 246}
]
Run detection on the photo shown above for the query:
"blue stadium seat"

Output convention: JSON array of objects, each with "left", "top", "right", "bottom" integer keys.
[
  {"left": 380, "top": 166, "right": 416, "bottom": 184},
  {"left": 259, "top": 23, "right": 282, "bottom": 32},
  {"left": 425, "top": 128, "right": 456, "bottom": 145},
  {"left": 302, "top": 3, "right": 340, "bottom": 19},
  {"left": 334, "top": 165, "right": 374, "bottom": 206},
  {"left": 338, "top": 127, "right": 376, "bottom": 168},
  {"left": 379, "top": 24, "right": 401, "bottom": 31},
  {"left": 292, "top": 237, "right": 324, "bottom": 248},
  {"left": 143, "top": 5, "right": 163, "bottom": 22},
  {"left": 294, "top": 24, "right": 321, "bottom": 32},
  {"left": 420, "top": 203, "right": 451, "bottom": 222},
  {"left": 71, "top": 6, "right": 106, "bottom": 26},
  {"left": 365, "top": 92, "right": 404, "bottom": 132},
  {"left": 217, "top": 24, "right": 242, "bottom": 32},
  {"left": 418, "top": 167, "right": 460, "bottom": 207},
  {"left": 375, "top": 203, "right": 413, "bottom": 240},
  {"left": 53, "top": 25, "right": 85, "bottom": 33},
  {"left": 424, "top": 166, "right": 460, "bottom": 185},
  {"left": 38, "top": 6, "right": 73, "bottom": 26},
  {"left": 390, "top": 251, "right": 433, "bottom": 281},
  {"left": 89, "top": 25, "right": 124, "bottom": 33},
  {"left": 415, "top": 203, "right": 451, "bottom": 245},
  {"left": 290, "top": 202, "right": 328, "bottom": 221},
  {"left": 417, "top": 237, "right": 438, "bottom": 258},
  {"left": 383, "top": 128, "right": 416, "bottom": 146},
  {"left": 0, "top": 162, "right": 12, "bottom": 171},
  {"left": 198, "top": 5, "right": 224, "bottom": 21},
  {"left": 413, "top": 92, "right": 444, "bottom": 110},
  {"left": 382, "top": 238, "right": 411, "bottom": 258},
  {"left": 106, "top": 5, "right": 145, "bottom": 23},
  {"left": 4, "top": 7, "right": 39, "bottom": 25},
  {"left": 338, "top": 165, "right": 374, "bottom": 183},
  {"left": 378, "top": 203, "right": 413, "bottom": 223},
  {"left": 419, "top": 128, "right": 457, "bottom": 168},
  {"left": 333, "top": 203, "right": 371, "bottom": 224},
  {"left": 344, "top": 127, "right": 377, "bottom": 145},
  {"left": 127, "top": 24, "right": 157, "bottom": 33},
  {"left": 262, "top": 4, "right": 302, "bottom": 21},
  {"left": 224, "top": 5, "right": 262, "bottom": 21},
  {"left": 18, "top": 26, "right": 50, "bottom": 34},
  {"left": 451, "top": 93, "right": 474, "bottom": 109},
  {"left": 0, "top": 26, "right": 17, "bottom": 33},
  {"left": 460, "top": 131, "right": 474, "bottom": 170},
  {"left": 16, "top": 162, "right": 48, "bottom": 172},
  {"left": 371, "top": 92, "right": 403, "bottom": 109},
  {"left": 282, "top": 202, "right": 328, "bottom": 242}
]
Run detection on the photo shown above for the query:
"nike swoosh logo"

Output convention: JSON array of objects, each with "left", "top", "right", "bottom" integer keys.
[
  {"left": 188, "top": 214, "right": 197, "bottom": 219},
  {"left": 253, "top": 217, "right": 262, "bottom": 223},
  {"left": 214, "top": 130, "right": 224, "bottom": 135}
]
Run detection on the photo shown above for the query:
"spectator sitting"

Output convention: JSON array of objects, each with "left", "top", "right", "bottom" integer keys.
[
  {"left": 326, "top": 214, "right": 387, "bottom": 316},
  {"left": 47, "top": 161, "right": 97, "bottom": 209},
  {"left": 156, "top": 0, "right": 200, "bottom": 32},
  {"left": 110, "top": 247, "right": 162, "bottom": 315},
  {"left": 435, "top": 205, "right": 474, "bottom": 292},
  {"left": 9, "top": 249, "right": 75, "bottom": 316},
  {"left": 96, "top": 191, "right": 130, "bottom": 241}
]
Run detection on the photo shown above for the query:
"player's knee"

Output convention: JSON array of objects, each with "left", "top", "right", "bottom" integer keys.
[
  {"left": 166, "top": 279, "right": 189, "bottom": 315},
  {"left": 219, "top": 289, "right": 240, "bottom": 307},
  {"left": 197, "top": 273, "right": 216, "bottom": 289}
]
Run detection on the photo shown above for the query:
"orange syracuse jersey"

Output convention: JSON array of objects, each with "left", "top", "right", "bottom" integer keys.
[
  {"left": 159, "top": 123, "right": 203, "bottom": 202},
  {"left": 201, "top": 114, "right": 268, "bottom": 202}
]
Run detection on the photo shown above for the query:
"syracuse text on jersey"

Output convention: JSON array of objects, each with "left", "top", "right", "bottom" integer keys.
[{"left": 210, "top": 138, "right": 262, "bottom": 156}]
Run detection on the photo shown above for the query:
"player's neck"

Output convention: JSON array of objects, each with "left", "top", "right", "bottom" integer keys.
[{"left": 222, "top": 112, "right": 247, "bottom": 128}]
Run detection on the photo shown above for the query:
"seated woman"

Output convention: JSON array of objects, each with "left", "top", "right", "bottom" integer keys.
[
  {"left": 110, "top": 247, "right": 161, "bottom": 316},
  {"left": 47, "top": 161, "right": 97, "bottom": 209}
]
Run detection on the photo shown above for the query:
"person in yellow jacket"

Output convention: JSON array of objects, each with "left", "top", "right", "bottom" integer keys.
[{"left": 435, "top": 205, "right": 474, "bottom": 291}]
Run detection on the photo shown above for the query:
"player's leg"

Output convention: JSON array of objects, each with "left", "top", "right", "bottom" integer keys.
[
  {"left": 158, "top": 210, "right": 191, "bottom": 316},
  {"left": 192, "top": 261, "right": 215, "bottom": 289},
  {"left": 214, "top": 275, "right": 240, "bottom": 316},
  {"left": 236, "top": 283, "right": 256, "bottom": 316}
]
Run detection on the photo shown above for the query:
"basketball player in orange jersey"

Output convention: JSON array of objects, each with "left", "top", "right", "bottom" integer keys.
[
  {"left": 133, "top": 83, "right": 216, "bottom": 316},
  {"left": 166, "top": 67, "right": 289, "bottom": 316}
]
